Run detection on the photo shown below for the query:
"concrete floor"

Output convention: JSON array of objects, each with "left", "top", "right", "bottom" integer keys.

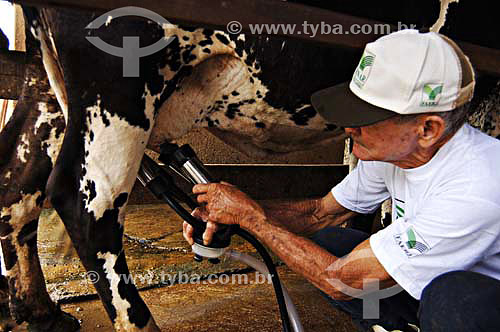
[
  {"left": 61, "top": 266, "right": 356, "bottom": 332},
  {"left": 3, "top": 204, "right": 356, "bottom": 331}
]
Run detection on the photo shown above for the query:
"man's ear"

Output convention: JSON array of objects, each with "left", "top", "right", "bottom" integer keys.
[{"left": 417, "top": 115, "right": 447, "bottom": 148}]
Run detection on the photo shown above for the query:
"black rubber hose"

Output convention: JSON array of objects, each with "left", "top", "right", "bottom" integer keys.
[
  {"left": 161, "top": 191, "right": 292, "bottom": 332},
  {"left": 159, "top": 192, "right": 206, "bottom": 230},
  {"left": 235, "top": 228, "right": 292, "bottom": 332},
  {"left": 144, "top": 165, "right": 292, "bottom": 331}
]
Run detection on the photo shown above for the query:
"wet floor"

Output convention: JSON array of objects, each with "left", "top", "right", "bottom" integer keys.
[{"left": 11, "top": 204, "right": 356, "bottom": 331}]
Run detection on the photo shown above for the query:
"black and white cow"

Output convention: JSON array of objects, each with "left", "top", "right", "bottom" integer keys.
[
  {"left": 0, "top": 16, "right": 68, "bottom": 330},
  {"left": 0, "top": 6, "right": 353, "bottom": 331}
]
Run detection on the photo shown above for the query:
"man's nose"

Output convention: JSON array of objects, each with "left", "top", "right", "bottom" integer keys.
[{"left": 344, "top": 127, "right": 361, "bottom": 136}]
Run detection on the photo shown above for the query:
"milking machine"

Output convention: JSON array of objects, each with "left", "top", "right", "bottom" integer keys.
[{"left": 137, "top": 143, "right": 303, "bottom": 332}]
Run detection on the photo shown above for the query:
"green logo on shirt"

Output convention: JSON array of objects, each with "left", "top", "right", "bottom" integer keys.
[
  {"left": 406, "top": 228, "right": 418, "bottom": 249},
  {"left": 396, "top": 204, "right": 405, "bottom": 218},
  {"left": 394, "top": 226, "right": 431, "bottom": 258}
]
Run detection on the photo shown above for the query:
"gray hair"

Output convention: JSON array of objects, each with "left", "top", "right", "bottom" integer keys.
[{"left": 395, "top": 103, "right": 471, "bottom": 137}]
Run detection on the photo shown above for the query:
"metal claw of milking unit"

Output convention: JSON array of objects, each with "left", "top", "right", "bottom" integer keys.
[
  {"left": 137, "top": 143, "right": 303, "bottom": 332},
  {"left": 159, "top": 143, "right": 237, "bottom": 263}
]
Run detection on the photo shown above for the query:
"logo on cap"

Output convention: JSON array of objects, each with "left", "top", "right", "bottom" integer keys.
[
  {"left": 421, "top": 83, "right": 443, "bottom": 107},
  {"left": 353, "top": 51, "right": 375, "bottom": 89}
]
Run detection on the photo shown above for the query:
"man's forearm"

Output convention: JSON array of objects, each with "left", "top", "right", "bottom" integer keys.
[
  {"left": 245, "top": 216, "right": 395, "bottom": 301},
  {"left": 259, "top": 196, "right": 354, "bottom": 236},
  {"left": 190, "top": 182, "right": 392, "bottom": 300},
  {"left": 246, "top": 214, "right": 344, "bottom": 298},
  {"left": 259, "top": 198, "right": 320, "bottom": 234}
]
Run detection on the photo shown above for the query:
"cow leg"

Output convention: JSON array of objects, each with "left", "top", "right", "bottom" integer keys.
[
  {"left": 39, "top": 8, "right": 162, "bottom": 330},
  {"left": 0, "top": 219, "right": 78, "bottom": 332},
  {"left": 45, "top": 103, "right": 159, "bottom": 331},
  {"left": 0, "top": 42, "right": 78, "bottom": 330}
]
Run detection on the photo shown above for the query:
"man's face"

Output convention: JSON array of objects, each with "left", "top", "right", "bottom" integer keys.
[{"left": 344, "top": 117, "right": 420, "bottom": 163}]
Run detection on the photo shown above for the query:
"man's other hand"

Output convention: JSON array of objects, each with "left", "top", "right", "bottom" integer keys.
[{"left": 182, "top": 207, "right": 219, "bottom": 246}]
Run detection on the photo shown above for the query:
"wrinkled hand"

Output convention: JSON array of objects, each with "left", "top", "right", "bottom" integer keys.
[
  {"left": 182, "top": 212, "right": 219, "bottom": 246},
  {"left": 192, "top": 182, "right": 266, "bottom": 230}
]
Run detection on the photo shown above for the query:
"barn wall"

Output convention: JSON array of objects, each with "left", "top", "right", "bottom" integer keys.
[
  {"left": 174, "top": 128, "right": 344, "bottom": 164},
  {"left": 129, "top": 130, "right": 346, "bottom": 205}
]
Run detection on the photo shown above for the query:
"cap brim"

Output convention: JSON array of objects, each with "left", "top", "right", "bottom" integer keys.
[{"left": 311, "top": 82, "right": 397, "bottom": 127}]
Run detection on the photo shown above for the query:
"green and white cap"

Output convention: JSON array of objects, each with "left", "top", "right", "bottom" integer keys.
[{"left": 311, "top": 29, "right": 475, "bottom": 127}]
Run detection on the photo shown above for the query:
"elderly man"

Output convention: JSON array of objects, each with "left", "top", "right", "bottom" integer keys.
[{"left": 183, "top": 30, "right": 500, "bottom": 332}]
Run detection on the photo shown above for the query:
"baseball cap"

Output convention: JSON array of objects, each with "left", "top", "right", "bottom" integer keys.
[{"left": 311, "top": 29, "right": 475, "bottom": 127}]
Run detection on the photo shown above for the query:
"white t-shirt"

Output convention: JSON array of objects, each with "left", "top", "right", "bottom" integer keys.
[{"left": 332, "top": 124, "right": 500, "bottom": 299}]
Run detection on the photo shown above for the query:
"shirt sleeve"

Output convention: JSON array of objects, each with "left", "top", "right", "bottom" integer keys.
[
  {"left": 332, "top": 160, "right": 390, "bottom": 214},
  {"left": 370, "top": 192, "right": 500, "bottom": 300}
]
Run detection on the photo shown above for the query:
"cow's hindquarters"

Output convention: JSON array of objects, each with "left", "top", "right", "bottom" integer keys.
[{"left": 0, "top": 33, "right": 77, "bottom": 329}]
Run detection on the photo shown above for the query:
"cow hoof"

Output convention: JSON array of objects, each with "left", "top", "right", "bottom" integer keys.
[{"left": 27, "top": 311, "right": 80, "bottom": 332}]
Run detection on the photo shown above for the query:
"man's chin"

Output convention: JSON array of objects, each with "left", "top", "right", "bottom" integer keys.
[
  {"left": 354, "top": 154, "right": 374, "bottom": 161},
  {"left": 352, "top": 144, "right": 373, "bottom": 161}
]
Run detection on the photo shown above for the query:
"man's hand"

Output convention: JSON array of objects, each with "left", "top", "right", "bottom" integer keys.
[
  {"left": 192, "top": 182, "right": 266, "bottom": 230},
  {"left": 182, "top": 215, "right": 219, "bottom": 246}
]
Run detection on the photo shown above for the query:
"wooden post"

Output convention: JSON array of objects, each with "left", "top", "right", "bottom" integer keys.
[{"left": 0, "top": 99, "right": 8, "bottom": 130}]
